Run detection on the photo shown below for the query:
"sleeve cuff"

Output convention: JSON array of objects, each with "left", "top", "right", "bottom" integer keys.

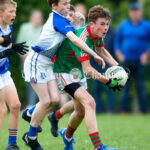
[{"left": 77, "top": 56, "right": 90, "bottom": 62}]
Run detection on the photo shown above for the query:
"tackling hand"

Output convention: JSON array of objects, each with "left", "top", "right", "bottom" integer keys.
[
  {"left": 1, "top": 32, "right": 12, "bottom": 47},
  {"left": 12, "top": 42, "right": 29, "bottom": 55}
]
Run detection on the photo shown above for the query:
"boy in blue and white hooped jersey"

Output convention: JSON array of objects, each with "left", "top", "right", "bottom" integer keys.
[
  {"left": 0, "top": 0, "right": 28, "bottom": 150},
  {"left": 22, "top": 0, "right": 105, "bottom": 149}
]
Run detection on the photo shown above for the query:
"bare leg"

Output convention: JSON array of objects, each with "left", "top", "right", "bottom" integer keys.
[
  {"left": 60, "top": 100, "right": 74, "bottom": 115},
  {"left": 4, "top": 85, "right": 21, "bottom": 129},
  {"left": 67, "top": 99, "right": 84, "bottom": 129},
  {"left": 0, "top": 90, "right": 7, "bottom": 131},
  {"left": 30, "top": 80, "right": 60, "bottom": 127},
  {"left": 74, "top": 87, "right": 98, "bottom": 133}
]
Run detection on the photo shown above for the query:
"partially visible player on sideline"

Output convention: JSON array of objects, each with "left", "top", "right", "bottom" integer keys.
[
  {"left": 52, "top": 5, "right": 120, "bottom": 150},
  {"left": 0, "top": 0, "right": 28, "bottom": 150},
  {"left": 22, "top": 0, "right": 105, "bottom": 149}
]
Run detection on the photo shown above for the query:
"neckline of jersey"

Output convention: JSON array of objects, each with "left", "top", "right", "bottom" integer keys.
[{"left": 86, "top": 26, "right": 100, "bottom": 43}]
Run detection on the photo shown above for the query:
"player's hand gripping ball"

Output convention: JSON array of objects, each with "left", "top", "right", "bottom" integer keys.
[{"left": 105, "top": 66, "right": 128, "bottom": 87}]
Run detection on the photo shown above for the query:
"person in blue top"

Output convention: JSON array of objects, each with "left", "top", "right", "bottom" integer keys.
[{"left": 114, "top": 2, "right": 150, "bottom": 113}]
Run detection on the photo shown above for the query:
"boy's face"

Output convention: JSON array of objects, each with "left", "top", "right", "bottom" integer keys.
[
  {"left": 0, "top": 4, "right": 16, "bottom": 25},
  {"left": 54, "top": 0, "right": 70, "bottom": 16},
  {"left": 65, "top": 10, "right": 75, "bottom": 24},
  {"left": 90, "top": 18, "right": 110, "bottom": 38}
]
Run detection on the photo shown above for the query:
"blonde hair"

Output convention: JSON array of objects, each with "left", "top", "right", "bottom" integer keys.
[{"left": 0, "top": 0, "right": 17, "bottom": 11}]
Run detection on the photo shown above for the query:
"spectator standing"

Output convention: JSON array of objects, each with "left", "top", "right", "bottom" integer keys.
[{"left": 114, "top": 2, "right": 150, "bottom": 113}]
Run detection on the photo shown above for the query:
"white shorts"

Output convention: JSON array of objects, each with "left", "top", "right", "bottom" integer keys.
[
  {"left": 0, "top": 71, "right": 14, "bottom": 89},
  {"left": 55, "top": 73, "right": 87, "bottom": 93},
  {"left": 24, "top": 51, "right": 55, "bottom": 83}
]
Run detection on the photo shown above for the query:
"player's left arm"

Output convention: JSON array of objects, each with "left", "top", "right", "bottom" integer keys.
[{"left": 96, "top": 46, "right": 118, "bottom": 66}]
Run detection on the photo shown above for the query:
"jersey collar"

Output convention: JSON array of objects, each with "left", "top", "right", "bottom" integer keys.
[
  {"left": 86, "top": 25, "right": 100, "bottom": 43},
  {"left": 52, "top": 10, "right": 65, "bottom": 18},
  {"left": 0, "top": 25, "right": 10, "bottom": 34}
]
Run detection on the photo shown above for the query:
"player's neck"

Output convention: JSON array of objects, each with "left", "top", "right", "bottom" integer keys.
[
  {"left": 89, "top": 26, "right": 98, "bottom": 39},
  {"left": 0, "top": 19, "right": 7, "bottom": 31}
]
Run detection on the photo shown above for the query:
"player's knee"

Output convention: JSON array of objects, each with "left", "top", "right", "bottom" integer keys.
[
  {"left": 51, "top": 94, "right": 60, "bottom": 105},
  {"left": 10, "top": 102, "right": 21, "bottom": 112},
  {"left": 86, "top": 98, "right": 96, "bottom": 110},
  {"left": 0, "top": 106, "right": 7, "bottom": 116},
  {"left": 40, "top": 99, "right": 51, "bottom": 108}
]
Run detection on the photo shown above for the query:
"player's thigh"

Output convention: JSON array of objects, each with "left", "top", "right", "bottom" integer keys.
[
  {"left": 4, "top": 84, "right": 21, "bottom": 110},
  {"left": 31, "top": 82, "right": 51, "bottom": 104},
  {"left": 0, "top": 90, "right": 7, "bottom": 112},
  {"left": 47, "top": 79, "right": 60, "bottom": 103},
  {"left": 74, "top": 86, "right": 95, "bottom": 109}
]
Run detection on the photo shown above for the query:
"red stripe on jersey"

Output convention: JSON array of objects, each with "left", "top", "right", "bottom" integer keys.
[
  {"left": 80, "top": 28, "right": 88, "bottom": 42},
  {"left": 60, "top": 74, "right": 67, "bottom": 85}
]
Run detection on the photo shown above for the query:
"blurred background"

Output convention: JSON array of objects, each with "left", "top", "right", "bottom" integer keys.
[{"left": 10, "top": 0, "right": 150, "bottom": 113}]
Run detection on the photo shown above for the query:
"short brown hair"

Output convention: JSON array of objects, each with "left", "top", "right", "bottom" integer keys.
[
  {"left": 47, "top": 0, "right": 59, "bottom": 7},
  {"left": 88, "top": 5, "right": 111, "bottom": 23},
  {"left": 0, "top": 0, "right": 17, "bottom": 11}
]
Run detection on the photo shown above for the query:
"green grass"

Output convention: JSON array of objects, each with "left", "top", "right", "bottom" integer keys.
[{"left": 0, "top": 114, "right": 150, "bottom": 150}]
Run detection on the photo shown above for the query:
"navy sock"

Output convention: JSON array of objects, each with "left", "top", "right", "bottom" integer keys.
[{"left": 28, "top": 125, "right": 37, "bottom": 140}]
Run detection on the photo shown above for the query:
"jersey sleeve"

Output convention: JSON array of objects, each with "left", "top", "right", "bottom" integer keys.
[
  {"left": 53, "top": 13, "right": 75, "bottom": 36},
  {"left": 70, "top": 41, "right": 89, "bottom": 62}
]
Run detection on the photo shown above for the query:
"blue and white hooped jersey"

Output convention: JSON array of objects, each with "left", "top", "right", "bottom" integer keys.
[
  {"left": 32, "top": 10, "right": 75, "bottom": 58},
  {"left": 0, "top": 25, "right": 12, "bottom": 74}
]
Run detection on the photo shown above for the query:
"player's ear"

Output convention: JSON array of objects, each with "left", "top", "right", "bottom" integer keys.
[
  {"left": 52, "top": 3, "right": 57, "bottom": 10},
  {"left": 0, "top": 10, "right": 3, "bottom": 17},
  {"left": 89, "top": 21, "right": 95, "bottom": 29}
]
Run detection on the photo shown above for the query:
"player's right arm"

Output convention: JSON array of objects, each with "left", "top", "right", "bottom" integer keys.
[{"left": 81, "top": 60, "right": 121, "bottom": 90}]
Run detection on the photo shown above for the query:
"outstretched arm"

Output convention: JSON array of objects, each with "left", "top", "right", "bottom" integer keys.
[
  {"left": 96, "top": 47, "right": 118, "bottom": 66},
  {"left": 0, "top": 42, "right": 28, "bottom": 58}
]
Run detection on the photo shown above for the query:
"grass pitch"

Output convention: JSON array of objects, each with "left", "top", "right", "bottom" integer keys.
[{"left": 0, "top": 114, "right": 150, "bottom": 150}]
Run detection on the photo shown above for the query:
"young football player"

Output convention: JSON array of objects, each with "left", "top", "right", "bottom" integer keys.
[
  {"left": 21, "top": 4, "right": 86, "bottom": 135},
  {"left": 52, "top": 5, "right": 120, "bottom": 150},
  {"left": 22, "top": 0, "right": 105, "bottom": 149},
  {"left": 0, "top": 0, "right": 28, "bottom": 150}
]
